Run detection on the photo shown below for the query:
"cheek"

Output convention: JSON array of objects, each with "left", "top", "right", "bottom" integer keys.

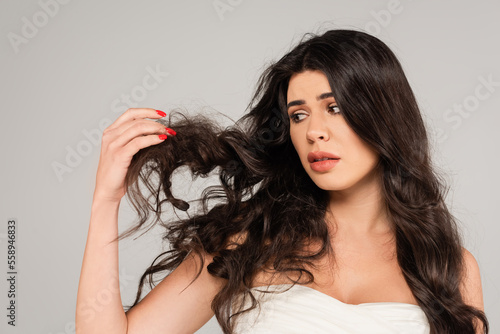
[
  {"left": 289, "top": 130, "right": 308, "bottom": 164},
  {"left": 338, "top": 127, "right": 378, "bottom": 163},
  {"left": 289, "top": 128, "right": 300, "bottom": 152},
  {"left": 349, "top": 141, "right": 379, "bottom": 168}
]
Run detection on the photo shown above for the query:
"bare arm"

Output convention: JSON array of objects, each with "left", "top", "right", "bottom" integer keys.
[
  {"left": 126, "top": 251, "right": 225, "bottom": 333},
  {"left": 76, "top": 197, "right": 127, "bottom": 334},
  {"left": 76, "top": 108, "right": 224, "bottom": 333},
  {"left": 460, "top": 247, "right": 486, "bottom": 334}
]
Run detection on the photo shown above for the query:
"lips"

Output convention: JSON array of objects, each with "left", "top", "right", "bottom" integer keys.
[
  {"left": 307, "top": 151, "right": 341, "bottom": 172},
  {"left": 307, "top": 151, "right": 340, "bottom": 163}
]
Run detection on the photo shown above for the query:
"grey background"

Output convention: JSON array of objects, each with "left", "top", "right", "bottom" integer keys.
[{"left": 1, "top": 0, "right": 499, "bottom": 333}]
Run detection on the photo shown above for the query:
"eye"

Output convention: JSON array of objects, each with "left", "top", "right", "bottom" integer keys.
[
  {"left": 289, "top": 112, "right": 307, "bottom": 123},
  {"left": 328, "top": 104, "right": 341, "bottom": 115},
  {"left": 289, "top": 104, "right": 340, "bottom": 123}
]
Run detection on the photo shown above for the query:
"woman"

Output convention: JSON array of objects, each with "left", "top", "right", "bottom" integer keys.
[{"left": 76, "top": 29, "right": 489, "bottom": 333}]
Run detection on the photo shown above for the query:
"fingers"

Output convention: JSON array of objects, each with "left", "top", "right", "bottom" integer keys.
[
  {"left": 121, "top": 134, "right": 169, "bottom": 159},
  {"left": 107, "top": 108, "right": 166, "bottom": 132},
  {"left": 112, "top": 119, "right": 172, "bottom": 149},
  {"left": 93, "top": 108, "right": 173, "bottom": 203},
  {"left": 102, "top": 108, "right": 175, "bottom": 148}
]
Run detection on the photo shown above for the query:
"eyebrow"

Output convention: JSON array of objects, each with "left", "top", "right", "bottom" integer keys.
[{"left": 286, "top": 92, "right": 335, "bottom": 110}]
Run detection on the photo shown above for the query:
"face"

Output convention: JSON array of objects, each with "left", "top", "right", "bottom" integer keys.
[{"left": 287, "top": 70, "right": 381, "bottom": 193}]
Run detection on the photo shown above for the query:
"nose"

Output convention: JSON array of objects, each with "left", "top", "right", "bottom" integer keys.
[{"left": 306, "top": 113, "right": 329, "bottom": 143}]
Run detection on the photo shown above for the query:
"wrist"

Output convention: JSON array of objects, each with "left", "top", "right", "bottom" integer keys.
[
  {"left": 92, "top": 193, "right": 122, "bottom": 207},
  {"left": 92, "top": 189, "right": 123, "bottom": 205}
]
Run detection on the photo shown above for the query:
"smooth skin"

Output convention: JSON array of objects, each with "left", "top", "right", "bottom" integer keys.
[{"left": 77, "top": 71, "right": 485, "bottom": 333}]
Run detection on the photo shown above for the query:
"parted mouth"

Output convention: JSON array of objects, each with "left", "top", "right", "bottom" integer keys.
[{"left": 307, "top": 151, "right": 340, "bottom": 163}]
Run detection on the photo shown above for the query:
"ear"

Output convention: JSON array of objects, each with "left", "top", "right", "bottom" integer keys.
[{"left": 459, "top": 247, "right": 485, "bottom": 312}]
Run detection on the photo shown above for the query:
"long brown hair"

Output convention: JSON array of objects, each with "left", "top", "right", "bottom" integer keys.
[{"left": 118, "top": 29, "right": 489, "bottom": 333}]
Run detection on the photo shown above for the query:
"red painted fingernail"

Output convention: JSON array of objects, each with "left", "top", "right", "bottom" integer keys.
[
  {"left": 165, "top": 128, "right": 176, "bottom": 136},
  {"left": 156, "top": 110, "right": 166, "bottom": 117},
  {"left": 158, "top": 134, "right": 168, "bottom": 140}
]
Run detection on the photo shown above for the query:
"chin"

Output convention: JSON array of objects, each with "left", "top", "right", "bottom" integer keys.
[
  {"left": 315, "top": 183, "right": 351, "bottom": 192},
  {"left": 307, "top": 174, "right": 351, "bottom": 192}
]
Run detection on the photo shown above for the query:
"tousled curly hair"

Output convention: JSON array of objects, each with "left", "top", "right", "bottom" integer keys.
[{"left": 117, "top": 29, "right": 489, "bottom": 333}]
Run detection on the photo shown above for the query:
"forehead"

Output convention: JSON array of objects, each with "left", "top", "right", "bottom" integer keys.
[
  {"left": 286, "top": 70, "right": 335, "bottom": 107},
  {"left": 287, "top": 70, "right": 332, "bottom": 99}
]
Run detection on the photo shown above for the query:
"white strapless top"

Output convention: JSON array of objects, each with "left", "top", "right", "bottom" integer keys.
[{"left": 232, "top": 284, "right": 430, "bottom": 334}]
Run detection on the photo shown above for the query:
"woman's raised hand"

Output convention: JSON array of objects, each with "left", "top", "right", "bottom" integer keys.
[{"left": 92, "top": 108, "right": 175, "bottom": 203}]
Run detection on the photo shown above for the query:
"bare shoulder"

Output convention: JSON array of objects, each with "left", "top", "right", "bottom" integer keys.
[{"left": 460, "top": 247, "right": 485, "bottom": 311}]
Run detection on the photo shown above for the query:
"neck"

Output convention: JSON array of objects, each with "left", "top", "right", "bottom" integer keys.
[{"left": 326, "top": 169, "right": 393, "bottom": 237}]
